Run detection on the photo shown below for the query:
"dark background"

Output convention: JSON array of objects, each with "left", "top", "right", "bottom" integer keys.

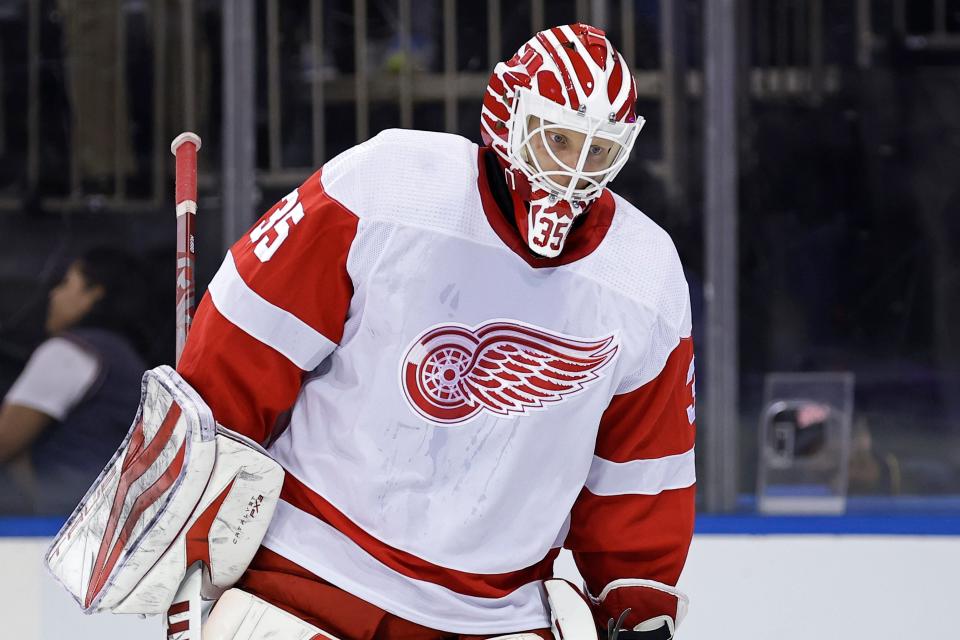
[{"left": 1, "top": 0, "right": 958, "bottom": 506}]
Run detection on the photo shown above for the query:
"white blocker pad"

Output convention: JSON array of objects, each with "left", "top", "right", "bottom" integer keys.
[
  {"left": 589, "top": 579, "right": 688, "bottom": 637},
  {"left": 44, "top": 365, "right": 284, "bottom": 615}
]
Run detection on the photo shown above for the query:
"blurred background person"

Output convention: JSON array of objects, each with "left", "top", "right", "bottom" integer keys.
[{"left": 0, "top": 247, "right": 151, "bottom": 515}]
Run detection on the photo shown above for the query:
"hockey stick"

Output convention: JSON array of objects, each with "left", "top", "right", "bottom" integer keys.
[
  {"left": 172, "top": 131, "right": 201, "bottom": 366},
  {"left": 169, "top": 131, "right": 206, "bottom": 639}
]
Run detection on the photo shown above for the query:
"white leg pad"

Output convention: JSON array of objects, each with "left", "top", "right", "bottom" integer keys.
[
  {"left": 545, "top": 579, "right": 597, "bottom": 639},
  {"left": 202, "top": 589, "right": 342, "bottom": 640}
]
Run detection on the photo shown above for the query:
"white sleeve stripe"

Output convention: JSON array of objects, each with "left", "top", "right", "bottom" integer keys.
[
  {"left": 585, "top": 447, "right": 696, "bottom": 496},
  {"left": 208, "top": 252, "right": 336, "bottom": 371}
]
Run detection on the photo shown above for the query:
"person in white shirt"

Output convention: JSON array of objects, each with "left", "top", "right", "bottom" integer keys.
[{"left": 0, "top": 247, "right": 149, "bottom": 514}]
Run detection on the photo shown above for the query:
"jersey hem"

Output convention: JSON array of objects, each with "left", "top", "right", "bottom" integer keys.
[{"left": 261, "top": 536, "right": 551, "bottom": 635}]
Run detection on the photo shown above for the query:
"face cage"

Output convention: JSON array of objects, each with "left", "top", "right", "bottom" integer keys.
[{"left": 507, "top": 88, "right": 644, "bottom": 203}]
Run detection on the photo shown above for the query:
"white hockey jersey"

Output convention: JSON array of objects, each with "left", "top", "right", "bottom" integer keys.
[{"left": 178, "top": 129, "right": 696, "bottom": 634}]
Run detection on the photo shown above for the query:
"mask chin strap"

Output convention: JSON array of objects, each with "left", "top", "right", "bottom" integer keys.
[{"left": 522, "top": 192, "right": 582, "bottom": 258}]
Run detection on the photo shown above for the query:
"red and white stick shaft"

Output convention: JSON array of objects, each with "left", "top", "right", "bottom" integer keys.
[
  {"left": 169, "top": 132, "right": 206, "bottom": 638},
  {"left": 171, "top": 132, "right": 201, "bottom": 367}
]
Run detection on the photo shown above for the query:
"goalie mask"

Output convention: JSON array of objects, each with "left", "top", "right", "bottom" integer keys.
[{"left": 481, "top": 23, "right": 644, "bottom": 258}]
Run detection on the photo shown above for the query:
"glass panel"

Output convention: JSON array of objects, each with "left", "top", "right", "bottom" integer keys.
[
  {"left": 738, "top": 0, "right": 960, "bottom": 513},
  {"left": 757, "top": 372, "right": 855, "bottom": 514}
]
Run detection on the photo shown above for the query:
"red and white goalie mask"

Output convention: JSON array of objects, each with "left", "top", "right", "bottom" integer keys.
[{"left": 481, "top": 23, "right": 644, "bottom": 258}]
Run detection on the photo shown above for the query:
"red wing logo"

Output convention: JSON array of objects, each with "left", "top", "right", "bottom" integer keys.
[{"left": 400, "top": 320, "right": 619, "bottom": 425}]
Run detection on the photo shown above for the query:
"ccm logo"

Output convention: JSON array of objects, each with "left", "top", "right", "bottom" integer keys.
[{"left": 232, "top": 494, "right": 265, "bottom": 544}]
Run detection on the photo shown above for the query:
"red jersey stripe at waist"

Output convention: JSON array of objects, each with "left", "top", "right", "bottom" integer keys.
[{"left": 280, "top": 472, "right": 559, "bottom": 599}]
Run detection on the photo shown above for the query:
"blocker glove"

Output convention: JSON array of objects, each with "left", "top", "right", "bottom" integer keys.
[{"left": 606, "top": 608, "right": 675, "bottom": 640}]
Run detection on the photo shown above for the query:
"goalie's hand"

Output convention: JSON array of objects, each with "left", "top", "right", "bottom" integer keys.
[{"left": 607, "top": 609, "right": 675, "bottom": 640}]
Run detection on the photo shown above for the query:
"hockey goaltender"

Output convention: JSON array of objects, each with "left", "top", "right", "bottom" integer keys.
[{"left": 45, "top": 23, "right": 696, "bottom": 640}]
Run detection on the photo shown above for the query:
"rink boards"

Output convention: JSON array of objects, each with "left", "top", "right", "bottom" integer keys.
[{"left": 3, "top": 516, "right": 959, "bottom": 640}]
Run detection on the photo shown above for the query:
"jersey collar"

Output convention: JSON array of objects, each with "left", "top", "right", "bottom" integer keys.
[{"left": 476, "top": 147, "right": 616, "bottom": 269}]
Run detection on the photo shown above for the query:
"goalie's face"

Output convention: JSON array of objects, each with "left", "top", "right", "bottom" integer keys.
[
  {"left": 506, "top": 87, "right": 642, "bottom": 206},
  {"left": 525, "top": 117, "right": 622, "bottom": 191}
]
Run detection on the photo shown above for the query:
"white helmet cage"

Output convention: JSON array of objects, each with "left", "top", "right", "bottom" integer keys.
[{"left": 507, "top": 87, "right": 645, "bottom": 204}]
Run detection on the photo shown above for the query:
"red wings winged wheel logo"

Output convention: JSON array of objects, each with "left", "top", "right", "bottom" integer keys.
[{"left": 400, "top": 320, "right": 619, "bottom": 425}]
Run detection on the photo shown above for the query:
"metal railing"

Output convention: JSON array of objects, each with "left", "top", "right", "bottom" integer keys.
[
  {"left": 0, "top": 42, "right": 5, "bottom": 158},
  {"left": 746, "top": 0, "right": 834, "bottom": 103},
  {"left": 0, "top": 0, "right": 193, "bottom": 213},
  {"left": 858, "top": 0, "right": 960, "bottom": 67},
  {"left": 1, "top": 0, "right": 944, "bottom": 214},
  {"left": 259, "top": 0, "right": 613, "bottom": 186},
  {"left": 254, "top": 0, "right": 843, "bottom": 198}
]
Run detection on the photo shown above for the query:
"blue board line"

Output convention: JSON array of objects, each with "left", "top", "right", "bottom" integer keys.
[
  {"left": 695, "top": 514, "right": 960, "bottom": 535},
  {"left": 2, "top": 514, "right": 960, "bottom": 537}
]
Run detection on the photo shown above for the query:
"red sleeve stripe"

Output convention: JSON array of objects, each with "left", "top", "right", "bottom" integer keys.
[
  {"left": 585, "top": 447, "right": 695, "bottom": 497},
  {"left": 176, "top": 298, "right": 307, "bottom": 443},
  {"left": 595, "top": 337, "right": 696, "bottom": 463},
  {"left": 207, "top": 251, "right": 337, "bottom": 371},
  {"left": 229, "top": 170, "right": 357, "bottom": 343},
  {"left": 567, "top": 486, "right": 695, "bottom": 615},
  {"left": 567, "top": 485, "right": 696, "bottom": 559}
]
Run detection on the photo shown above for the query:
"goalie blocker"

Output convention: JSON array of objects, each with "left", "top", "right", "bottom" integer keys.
[
  {"left": 546, "top": 579, "right": 687, "bottom": 640},
  {"left": 44, "top": 365, "right": 284, "bottom": 620}
]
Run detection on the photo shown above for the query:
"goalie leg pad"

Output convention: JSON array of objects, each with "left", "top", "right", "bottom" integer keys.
[
  {"left": 44, "top": 365, "right": 284, "bottom": 615},
  {"left": 544, "top": 579, "right": 599, "bottom": 639},
  {"left": 202, "top": 588, "right": 341, "bottom": 640}
]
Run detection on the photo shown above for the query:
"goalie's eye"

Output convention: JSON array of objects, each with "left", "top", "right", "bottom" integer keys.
[
  {"left": 589, "top": 144, "right": 606, "bottom": 156},
  {"left": 549, "top": 132, "right": 567, "bottom": 146}
]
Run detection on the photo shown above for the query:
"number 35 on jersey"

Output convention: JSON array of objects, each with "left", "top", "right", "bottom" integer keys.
[{"left": 250, "top": 188, "right": 305, "bottom": 262}]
